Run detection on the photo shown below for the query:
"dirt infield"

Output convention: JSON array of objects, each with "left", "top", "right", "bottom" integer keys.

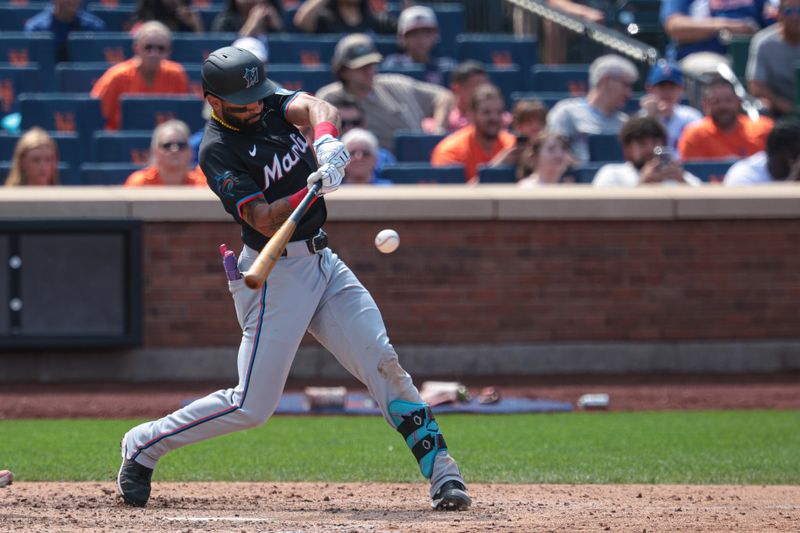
[
  {"left": 1, "top": 481, "right": 799, "bottom": 532},
  {"left": 2, "top": 374, "right": 798, "bottom": 532}
]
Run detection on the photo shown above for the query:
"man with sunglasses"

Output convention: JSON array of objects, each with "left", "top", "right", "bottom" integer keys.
[
  {"left": 123, "top": 119, "right": 205, "bottom": 187},
  {"left": 747, "top": 0, "right": 800, "bottom": 117},
  {"left": 90, "top": 21, "right": 190, "bottom": 131},
  {"left": 116, "top": 45, "right": 471, "bottom": 513}
]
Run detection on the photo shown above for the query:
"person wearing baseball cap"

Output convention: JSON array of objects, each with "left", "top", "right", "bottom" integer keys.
[
  {"left": 116, "top": 44, "right": 471, "bottom": 514},
  {"left": 317, "top": 32, "right": 455, "bottom": 151},
  {"left": 638, "top": 60, "right": 702, "bottom": 150},
  {"left": 383, "top": 5, "right": 456, "bottom": 87}
]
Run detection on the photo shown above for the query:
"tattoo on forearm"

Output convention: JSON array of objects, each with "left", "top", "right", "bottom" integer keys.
[{"left": 240, "top": 197, "right": 293, "bottom": 237}]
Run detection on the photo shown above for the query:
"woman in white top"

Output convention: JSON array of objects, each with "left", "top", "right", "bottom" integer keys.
[{"left": 517, "top": 132, "right": 576, "bottom": 186}]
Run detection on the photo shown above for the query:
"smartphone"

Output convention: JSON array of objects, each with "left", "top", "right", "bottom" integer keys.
[{"left": 653, "top": 146, "right": 673, "bottom": 167}]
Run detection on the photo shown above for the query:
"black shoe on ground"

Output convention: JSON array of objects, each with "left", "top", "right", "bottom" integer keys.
[
  {"left": 431, "top": 480, "right": 471, "bottom": 511},
  {"left": 117, "top": 458, "right": 153, "bottom": 507}
]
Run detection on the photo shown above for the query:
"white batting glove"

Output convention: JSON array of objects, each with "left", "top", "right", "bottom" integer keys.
[
  {"left": 313, "top": 134, "right": 350, "bottom": 171},
  {"left": 307, "top": 163, "right": 344, "bottom": 195}
]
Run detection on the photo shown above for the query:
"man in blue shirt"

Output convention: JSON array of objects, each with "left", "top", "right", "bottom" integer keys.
[
  {"left": 25, "top": 0, "right": 106, "bottom": 62},
  {"left": 661, "top": 0, "right": 773, "bottom": 76}
]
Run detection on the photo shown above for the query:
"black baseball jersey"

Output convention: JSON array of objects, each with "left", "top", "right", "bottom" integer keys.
[{"left": 199, "top": 89, "right": 326, "bottom": 251}]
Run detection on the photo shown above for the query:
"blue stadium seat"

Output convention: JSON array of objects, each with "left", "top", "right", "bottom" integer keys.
[
  {"left": 55, "top": 62, "right": 108, "bottom": 92},
  {"left": 0, "top": 64, "right": 46, "bottom": 114},
  {"left": 0, "top": 32, "right": 55, "bottom": 72},
  {"left": 92, "top": 130, "right": 152, "bottom": 164},
  {"left": 683, "top": 160, "right": 737, "bottom": 184},
  {"left": 574, "top": 163, "right": 604, "bottom": 184},
  {"left": 528, "top": 64, "right": 590, "bottom": 94},
  {"left": 393, "top": 131, "right": 445, "bottom": 162},
  {"left": 0, "top": 5, "right": 43, "bottom": 32},
  {"left": 182, "top": 62, "right": 204, "bottom": 99},
  {"left": 18, "top": 93, "right": 104, "bottom": 163},
  {"left": 267, "top": 35, "right": 340, "bottom": 66},
  {"left": 80, "top": 162, "right": 144, "bottom": 185},
  {"left": 510, "top": 91, "right": 573, "bottom": 110},
  {"left": 380, "top": 163, "right": 465, "bottom": 184},
  {"left": 172, "top": 33, "right": 237, "bottom": 64},
  {"left": 67, "top": 32, "right": 131, "bottom": 64},
  {"left": 380, "top": 64, "right": 428, "bottom": 81},
  {"left": 0, "top": 161, "right": 79, "bottom": 185},
  {"left": 588, "top": 134, "right": 624, "bottom": 162},
  {"left": 47, "top": 132, "right": 83, "bottom": 174},
  {"left": 86, "top": 4, "right": 134, "bottom": 31},
  {"left": 119, "top": 94, "right": 205, "bottom": 131},
  {"left": 267, "top": 65, "right": 335, "bottom": 94},
  {"left": 455, "top": 34, "right": 537, "bottom": 73},
  {"left": 485, "top": 66, "right": 523, "bottom": 104},
  {"left": 197, "top": 6, "right": 223, "bottom": 31},
  {"left": 478, "top": 166, "right": 516, "bottom": 183}
]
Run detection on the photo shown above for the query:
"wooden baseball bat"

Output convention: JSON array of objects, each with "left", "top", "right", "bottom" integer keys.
[{"left": 243, "top": 181, "right": 322, "bottom": 290}]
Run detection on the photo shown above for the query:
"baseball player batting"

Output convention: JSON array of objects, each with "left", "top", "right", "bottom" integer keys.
[{"left": 116, "top": 46, "right": 471, "bottom": 512}]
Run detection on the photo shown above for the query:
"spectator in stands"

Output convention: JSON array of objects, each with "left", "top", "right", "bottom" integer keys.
[
  {"left": 24, "top": 0, "right": 106, "bottom": 63},
  {"left": 340, "top": 128, "right": 392, "bottom": 185},
  {"left": 639, "top": 60, "right": 703, "bottom": 150},
  {"left": 678, "top": 75, "right": 774, "bottom": 160},
  {"left": 547, "top": 54, "right": 638, "bottom": 164},
  {"left": 124, "top": 119, "right": 205, "bottom": 186},
  {"left": 293, "top": 0, "right": 395, "bottom": 35},
  {"left": 541, "top": 0, "right": 605, "bottom": 65},
  {"left": 594, "top": 116, "right": 702, "bottom": 186},
  {"left": 511, "top": 98, "right": 548, "bottom": 147},
  {"left": 91, "top": 21, "right": 190, "bottom": 131},
  {"left": 430, "top": 84, "right": 518, "bottom": 182},
  {"left": 211, "top": 0, "right": 283, "bottom": 38},
  {"left": 322, "top": 92, "right": 395, "bottom": 178},
  {"left": 747, "top": 0, "right": 800, "bottom": 118},
  {"left": 443, "top": 60, "right": 490, "bottom": 132},
  {"left": 4, "top": 127, "right": 59, "bottom": 187},
  {"left": 517, "top": 132, "right": 575, "bottom": 186},
  {"left": 382, "top": 5, "right": 457, "bottom": 87},
  {"left": 316, "top": 33, "right": 454, "bottom": 151},
  {"left": 661, "top": 0, "right": 771, "bottom": 79},
  {"left": 724, "top": 118, "right": 800, "bottom": 184},
  {"left": 129, "top": 0, "right": 204, "bottom": 34}
]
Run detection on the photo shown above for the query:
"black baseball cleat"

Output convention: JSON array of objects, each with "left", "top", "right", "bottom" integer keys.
[
  {"left": 431, "top": 480, "right": 471, "bottom": 511},
  {"left": 117, "top": 458, "right": 153, "bottom": 507}
]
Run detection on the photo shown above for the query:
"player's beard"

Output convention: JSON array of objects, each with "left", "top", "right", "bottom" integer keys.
[{"left": 221, "top": 107, "right": 264, "bottom": 133}]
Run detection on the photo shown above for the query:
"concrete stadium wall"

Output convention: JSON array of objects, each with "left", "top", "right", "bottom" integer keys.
[{"left": 1, "top": 185, "right": 800, "bottom": 382}]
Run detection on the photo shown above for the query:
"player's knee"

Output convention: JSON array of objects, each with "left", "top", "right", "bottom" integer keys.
[{"left": 236, "top": 407, "right": 270, "bottom": 428}]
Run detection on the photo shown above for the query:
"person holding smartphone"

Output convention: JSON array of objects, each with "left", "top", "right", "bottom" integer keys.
[{"left": 593, "top": 116, "right": 702, "bottom": 187}]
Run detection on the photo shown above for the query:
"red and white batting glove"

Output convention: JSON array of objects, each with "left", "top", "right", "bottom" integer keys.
[
  {"left": 307, "top": 163, "right": 344, "bottom": 195},
  {"left": 313, "top": 122, "right": 350, "bottom": 171}
]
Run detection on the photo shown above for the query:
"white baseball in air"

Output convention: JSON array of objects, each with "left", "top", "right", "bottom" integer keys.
[{"left": 374, "top": 229, "right": 400, "bottom": 254}]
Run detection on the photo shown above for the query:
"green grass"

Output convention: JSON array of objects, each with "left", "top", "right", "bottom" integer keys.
[{"left": 1, "top": 411, "right": 798, "bottom": 484}]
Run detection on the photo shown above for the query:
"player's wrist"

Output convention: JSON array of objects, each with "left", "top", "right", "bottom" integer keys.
[
  {"left": 289, "top": 187, "right": 319, "bottom": 209},
  {"left": 313, "top": 122, "right": 339, "bottom": 140}
]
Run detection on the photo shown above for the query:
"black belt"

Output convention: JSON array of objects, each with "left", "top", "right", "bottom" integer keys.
[{"left": 281, "top": 229, "right": 328, "bottom": 257}]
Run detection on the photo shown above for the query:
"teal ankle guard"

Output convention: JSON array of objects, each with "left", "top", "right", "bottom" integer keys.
[{"left": 389, "top": 400, "right": 447, "bottom": 479}]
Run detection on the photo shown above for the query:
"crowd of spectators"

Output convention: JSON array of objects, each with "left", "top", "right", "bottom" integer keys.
[{"left": 3, "top": 0, "right": 800, "bottom": 188}]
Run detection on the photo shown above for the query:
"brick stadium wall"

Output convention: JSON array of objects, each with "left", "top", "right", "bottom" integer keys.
[{"left": 143, "top": 218, "right": 800, "bottom": 347}]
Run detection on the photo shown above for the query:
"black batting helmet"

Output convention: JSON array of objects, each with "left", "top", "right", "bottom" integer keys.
[{"left": 201, "top": 46, "right": 277, "bottom": 105}]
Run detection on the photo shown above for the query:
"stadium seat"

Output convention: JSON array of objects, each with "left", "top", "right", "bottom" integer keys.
[
  {"left": 683, "top": 160, "right": 737, "bottom": 184},
  {"left": 588, "top": 134, "right": 624, "bottom": 162},
  {"left": 0, "top": 161, "right": 79, "bottom": 185},
  {"left": 478, "top": 166, "right": 516, "bottom": 183},
  {"left": 380, "top": 163, "right": 465, "bottom": 184},
  {"left": 0, "top": 5, "right": 43, "bottom": 32},
  {"left": 528, "top": 65, "right": 590, "bottom": 94},
  {"left": 67, "top": 32, "right": 132, "bottom": 64},
  {"left": 196, "top": 6, "right": 223, "bottom": 31},
  {"left": 380, "top": 64, "right": 428, "bottom": 81},
  {"left": 182, "top": 62, "right": 204, "bottom": 98},
  {"left": 172, "top": 33, "right": 237, "bottom": 64},
  {"left": 55, "top": 62, "right": 108, "bottom": 92},
  {"left": 573, "top": 163, "right": 604, "bottom": 184},
  {"left": 0, "top": 64, "right": 46, "bottom": 114},
  {"left": 510, "top": 91, "right": 573, "bottom": 110},
  {"left": 485, "top": 66, "right": 523, "bottom": 104},
  {"left": 80, "top": 162, "right": 144, "bottom": 185},
  {"left": 0, "top": 32, "right": 55, "bottom": 70},
  {"left": 455, "top": 34, "right": 537, "bottom": 73},
  {"left": 393, "top": 131, "right": 445, "bottom": 162},
  {"left": 267, "top": 35, "right": 340, "bottom": 66},
  {"left": 119, "top": 95, "right": 205, "bottom": 131},
  {"left": 19, "top": 93, "right": 103, "bottom": 138},
  {"left": 91, "top": 130, "right": 152, "bottom": 164},
  {"left": 266, "top": 65, "right": 334, "bottom": 94},
  {"left": 86, "top": 4, "right": 134, "bottom": 31}
]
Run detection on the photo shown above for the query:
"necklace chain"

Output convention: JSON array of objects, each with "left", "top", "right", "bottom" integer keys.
[{"left": 211, "top": 111, "right": 240, "bottom": 132}]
